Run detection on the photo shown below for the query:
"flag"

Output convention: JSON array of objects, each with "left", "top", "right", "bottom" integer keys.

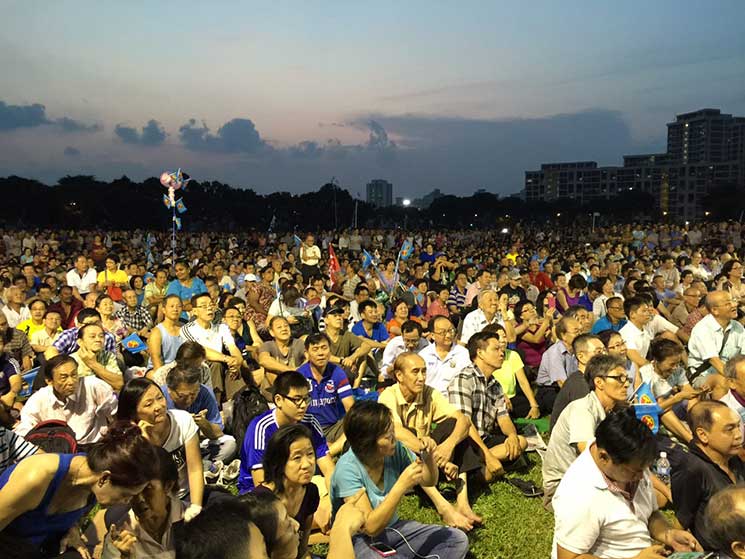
[
  {"left": 633, "top": 382, "right": 663, "bottom": 434},
  {"left": 121, "top": 333, "right": 147, "bottom": 353},
  {"left": 175, "top": 198, "right": 187, "bottom": 214},
  {"left": 362, "top": 249, "right": 374, "bottom": 270},
  {"left": 293, "top": 234, "right": 302, "bottom": 247},
  {"left": 174, "top": 216, "right": 182, "bottom": 231},
  {"left": 268, "top": 213, "right": 277, "bottom": 232},
  {"left": 328, "top": 244, "right": 341, "bottom": 287},
  {"left": 163, "top": 194, "right": 172, "bottom": 209},
  {"left": 399, "top": 239, "right": 414, "bottom": 261}
]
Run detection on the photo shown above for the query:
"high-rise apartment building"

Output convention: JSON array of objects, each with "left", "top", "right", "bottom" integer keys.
[{"left": 366, "top": 179, "right": 393, "bottom": 208}]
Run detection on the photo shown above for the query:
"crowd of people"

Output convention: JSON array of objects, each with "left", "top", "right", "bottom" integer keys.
[{"left": 2, "top": 222, "right": 745, "bottom": 558}]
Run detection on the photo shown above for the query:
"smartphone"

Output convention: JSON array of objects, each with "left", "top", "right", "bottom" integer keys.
[
  {"left": 547, "top": 296, "right": 556, "bottom": 311},
  {"left": 667, "top": 552, "right": 714, "bottom": 559},
  {"left": 419, "top": 448, "right": 430, "bottom": 463},
  {"left": 369, "top": 542, "right": 397, "bottom": 557}
]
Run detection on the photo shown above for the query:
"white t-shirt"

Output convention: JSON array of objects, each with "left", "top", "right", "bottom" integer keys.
[
  {"left": 180, "top": 321, "right": 235, "bottom": 354},
  {"left": 162, "top": 409, "right": 199, "bottom": 499},
  {"left": 638, "top": 364, "right": 688, "bottom": 399},
  {"left": 619, "top": 322, "right": 652, "bottom": 361},
  {"left": 553, "top": 445, "right": 657, "bottom": 559},
  {"left": 66, "top": 268, "right": 98, "bottom": 295}
]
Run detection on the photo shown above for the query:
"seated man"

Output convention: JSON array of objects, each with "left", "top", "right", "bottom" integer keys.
[
  {"left": 297, "top": 332, "right": 354, "bottom": 456},
  {"left": 536, "top": 317, "right": 581, "bottom": 415},
  {"left": 619, "top": 296, "right": 654, "bottom": 369},
  {"left": 380, "top": 320, "right": 429, "bottom": 380},
  {"left": 322, "top": 304, "right": 371, "bottom": 383},
  {"left": 16, "top": 298, "right": 48, "bottom": 341},
  {"left": 419, "top": 316, "right": 470, "bottom": 398},
  {"left": 180, "top": 292, "right": 243, "bottom": 402},
  {"left": 552, "top": 411, "right": 701, "bottom": 559},
  {"left": 590, "top": 296, "right": 627, "bottom": 334},
  {"left": 0, "top": 336, "right": 22, "bottom": 410},
  {"left": 47, "top": 284, "right": 83, "bottom": 330},
  {"left": 350, "top": 299, "right": 389, "bottom": 373},
  {"left": 257, "top": 315, "right": 307, "bottom": 385},
  {"left": 550, "top": 334, "right": 607, "bottom": 430},
  {"left": 542, "top": 354, "right": 629, "bottom": 505},
  {"left": 70, "top": 323, "right": 124, "bottom": 391},
  {"left": 45, "top": 308, "right": 117, "bottom": 359},
  {"left": 703, "top": 485, "right": 745, "bottom": 558},
  {"left": 115, "top": 288, "right": 154, "bottom": 339},
  {"left": 0, "top": 313, "right": 34, "bottom": 373},
  {"left": 162, "top": 363, "right": 237, "bottom": 465},
  {"left": 29, "top": 309, "right": 62, "bottom": 355},
  {"left": 449, "top": 331, "right": 528, "bottom": 482},
  {"left": 380, "top": 352, "right": 482, "bottom": 531},
  {"left": 238, "top": 370, "right": 334, "bottom": 493},
  {"left": 15, "top": 354, "right": 117, "bottom": 445},
  {"left": 671, "top": 400, "right": 745, "bottom": 550}
]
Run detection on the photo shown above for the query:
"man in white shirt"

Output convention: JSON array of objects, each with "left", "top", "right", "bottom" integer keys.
[
  {"left": 460, "top": 289, "right": 503, "bottom": 345},
  {"left": 16, "top": 354, "right": 117, "bottom": 445},
  {"left": 180, "top": 292, "right": 243, "bottom": 402},
  {"left": 380, "top": 320, "right": 429, "bottom": 379},
  {"left": 688, "top": 291, "right": 745, "bottom": 394},
  {"left": 66, "top": 255, "right": 98, "bottom": 301},
  {"left": 2, "top": 286, "right": 30, "bottom": 329},
  {"left": 299, "top": 234, "right": 321, "bottom": 284},
  {"left": 619, "top": 296, "right": 653, "bottom": 368},
  {"left": 552, "top": 411, "right": 701, "bottom": 559},
  {"left": 419, "top": 316, "right": 471, "bottom": 397}
]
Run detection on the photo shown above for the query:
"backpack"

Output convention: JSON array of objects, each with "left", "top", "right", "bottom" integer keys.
[
  {"left": 25, "top": 420, "right": 77, "bottom": 453},
  {"left": 228, "top": 385, "right": 270, "bottom": 446}
]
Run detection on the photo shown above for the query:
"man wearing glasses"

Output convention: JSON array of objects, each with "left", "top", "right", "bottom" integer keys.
[
  {"left": 238, "top": 370, "right": 334, "bottom": 494},
  {"left": 542, "top": 354, "right": 630, "bottom": 508},
  {"left": 181, "top": 293, "right": 243, "bottom": 403},
  {"left": 419, "top": 316, "right": 470, "bottom": 398}
]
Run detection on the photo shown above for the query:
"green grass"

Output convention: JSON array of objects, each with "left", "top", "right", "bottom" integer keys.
[{"left": 312, "top": 451, "right": 554, "bottom": 559}]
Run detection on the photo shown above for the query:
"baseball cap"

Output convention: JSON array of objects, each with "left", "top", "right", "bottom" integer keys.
[
  {"left": 507, "top": 270, "right": 521, "bottom": 280},
  {"left": 324, "top": 304, "right": 346, "bottom": 317}
]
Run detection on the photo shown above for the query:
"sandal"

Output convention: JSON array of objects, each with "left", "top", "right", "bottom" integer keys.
[{"left": 506, "top": 477, "right": 543, "bottom": 498}]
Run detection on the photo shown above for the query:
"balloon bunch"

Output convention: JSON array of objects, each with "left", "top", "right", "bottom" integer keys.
[{"left": 159, "top": 168, "right": 191, "bottom": 263}]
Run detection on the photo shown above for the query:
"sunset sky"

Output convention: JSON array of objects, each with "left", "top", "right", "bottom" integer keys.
[{"left": 1, "top": 1, "right": 744, "bottom": 198}]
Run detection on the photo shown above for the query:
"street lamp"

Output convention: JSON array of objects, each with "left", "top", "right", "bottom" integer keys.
[{"left": 402, "top": 199, "right": 411, "bottom": 207}]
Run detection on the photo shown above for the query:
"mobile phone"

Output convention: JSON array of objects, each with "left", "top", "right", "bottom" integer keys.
[
  {"left": 667, "top": 552, "right": 714, "bottom": 559},
  {"left": 547, "top": 296, "right": 556, "bottom": 310},
  {"left": 419, "top": 448, "right": 430, "bottom": 463},
  {"left": 369, "top": 542, "right": 397, "bottom": 557}
]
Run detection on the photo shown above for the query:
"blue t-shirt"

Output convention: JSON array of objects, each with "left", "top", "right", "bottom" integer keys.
[
  {"left": 351, "top": 320, "right": 388, "bottom": 342},
  {"left": 591, "top": 315, "right": 628, "bottom": 334},
  {"left": 161, "top": 384, "right": 222, "bottom": 428},
  {"left": 297, "top": 362, "right": 354, "bottom": 427},
  {"left": 166, "top": 278, "right": 207, "bottom": 320},
  {"left": 330, "top": 442, "right": 414, "bottom": 525},
  {"left": 238, "top": 409, "right": 329, "bottom": 494}
]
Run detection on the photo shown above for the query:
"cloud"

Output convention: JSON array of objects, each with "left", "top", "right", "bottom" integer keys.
[
  {"left": 63, "top": 146, "right": 80, "bottom": 157},
  {"left": 0, "top": 101, "right": 99, "bottom": 133},
  {"left": 114, "top": 119, "right": 166, "bottom": 146},
  {"left": 178, "top": 118, "right": 266, "bottom": 153}
]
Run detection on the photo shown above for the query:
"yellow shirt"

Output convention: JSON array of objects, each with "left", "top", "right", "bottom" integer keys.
[
  {"left": 17, "top": 319, "right": 46, "bottom": 340},
  {"left": 97, "top": 269, "right": 129, "bottom": 286},
  {"left": 493, "top": 349, "right": 524, "bottom": 398},
  {"left": 378, "top": 383, "right": 457, "bottom": 438}
]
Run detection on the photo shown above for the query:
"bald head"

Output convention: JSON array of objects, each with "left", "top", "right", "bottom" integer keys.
[
  {"left": 706, "top": 291, "right": 737, "bottom": 321},
  {"left": 704, "top": 485, "right": 745, "bottom": 555}
]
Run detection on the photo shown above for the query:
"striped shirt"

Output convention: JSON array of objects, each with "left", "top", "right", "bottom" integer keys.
[
  {"left": 52, "top": 327, "right": 117, "bottom": 355},
  {"left": 0, "top": 426, "right": 39, "bottom": 472},
  {"left": 238, "top": 409, "right": 328, "bottom": 493},
  {"left": 447, "top": 285, "right": 467, "bottom": 313}
]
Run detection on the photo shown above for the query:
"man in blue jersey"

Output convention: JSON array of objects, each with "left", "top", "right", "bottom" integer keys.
[
  {"left": 238, "top": 370, "right": 334, "bottom": 494},
  {"left": 297, "top": 333, "right": 355, "bottom": 456}
]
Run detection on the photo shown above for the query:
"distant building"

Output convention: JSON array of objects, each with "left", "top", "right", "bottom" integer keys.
[
  {"left": 413, "top": 188, "right": 444, "bottom": 209},
  {"left": 366, "top": 179, "right": 393, "bottom": 208},
  {"left": 525, "top": 109, "right": 745, "bottom": 220}
]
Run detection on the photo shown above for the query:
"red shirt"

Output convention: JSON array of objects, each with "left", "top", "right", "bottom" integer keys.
[{"left": 529, "top": 271, "right": 554, "bottom": 292}]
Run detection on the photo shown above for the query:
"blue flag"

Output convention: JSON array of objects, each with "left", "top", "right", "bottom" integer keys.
[
  {"left": 399, "top": 239, "right": 414, "bottom": 261},
  {"left": 122, "top": 333, "right": 148, "bottom": 353},
  {"left": 175, "top": 198, "right": 187, "bottom": 214},
  {"left": 163, "top": 194, "right": 172, "bottom": 209},
  {"left": 362, "top": 249, "right": 374, "bottom": 270},
  {"left": 293, "top": 234, "right": 302, "bottom": 247},
  {"left": 633, "top": 382, "right": 663, "bottom": 434},
  {"left": 174, "top": 216, "right": 182, "bottom": 231}
]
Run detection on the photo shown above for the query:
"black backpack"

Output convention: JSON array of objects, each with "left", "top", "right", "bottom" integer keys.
[
  {"left": 228, "top": 385, "right": 270, "bottom": 446},
  {"left": 25, "top": 420, "right": 78, "bottom": 453}
]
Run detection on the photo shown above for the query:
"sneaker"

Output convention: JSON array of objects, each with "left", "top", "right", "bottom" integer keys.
[
  {"left": 218, "top": 459, "right": 241, "bottom": 486},
  {"left": 204, "top": 460, "right": 224, "bottom": 484}
]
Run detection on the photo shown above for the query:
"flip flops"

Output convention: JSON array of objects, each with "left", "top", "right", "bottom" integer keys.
[{"left": 506, "top": 477, "right": 543, "bottom": 498}]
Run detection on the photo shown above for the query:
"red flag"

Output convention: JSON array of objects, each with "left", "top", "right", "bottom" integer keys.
[{"left": 328, "top": 243, "right": 341, "bottom": 287}]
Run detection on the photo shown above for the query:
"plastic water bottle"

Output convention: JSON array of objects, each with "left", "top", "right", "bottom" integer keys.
[{"left": 655, "top": 451, "right": 671, "bottom": 485}]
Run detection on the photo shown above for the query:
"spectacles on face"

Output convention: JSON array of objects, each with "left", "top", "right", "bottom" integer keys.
[
  {"left": 607, "top": 341, "right": 626, "bottom": 351},
  {"left": 604, "top": 375, "right": 631, "bottom": 385},
  {"left": 281, "top": 394, "right": 311, "bottom": 408},
  {"left": 195, "top": 303, "right": 214, "bottom": 310},
  {"left": 434, "top": 328, "right": 455, "bottom": 336}
]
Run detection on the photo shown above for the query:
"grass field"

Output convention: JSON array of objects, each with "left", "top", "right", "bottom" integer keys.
[{"left": 312, "top": 451, "right": 554, "bottom": 559}]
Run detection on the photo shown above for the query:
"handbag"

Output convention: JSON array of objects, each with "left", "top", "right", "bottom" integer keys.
[{"left": 104, "top": 270, "right": 123, "bottom": 301}]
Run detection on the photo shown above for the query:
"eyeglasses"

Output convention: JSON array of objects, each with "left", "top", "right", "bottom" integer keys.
[
  {"left": 195, "top": 304, "right": 214, "bottom": 310},
  {"left": 604, "top": 375, "right": 631, "bottom": 385},
  {"left": 281, "top": 394, "right": 311, "bottom": 407},
  {"left": 607, "top": 342, "right": 626, "bottom": 351},
  {"left": 434, "top": 328, "right": 456, "bottom": 336}
]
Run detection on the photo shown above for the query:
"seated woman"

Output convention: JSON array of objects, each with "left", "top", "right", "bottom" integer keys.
[
  {"left": 0, "top": 421, "right": 158, "bottom": 558},
  {"left": 149, "top": 341, "right": 212, "bottom": 389},
  {"left": 96, "top": 294, "right": 128, "bottom": 344},
  {"left": 116, "top": 378, "right": 204, "bottom": 521},
  {"left": 513, "top": 299, "right": 552, "bottom": 379},
  {"left": 254, "top": 424, "right": 320, "bottom": 559},
  {"left": 329, "top": 400, "right": 469, "bottom": 559},
  {"left": 90, "top": 447, "right": 184, "bottom": 559},
  {"left": 385, "top": 299, "right": 425, "bottom": 338}
]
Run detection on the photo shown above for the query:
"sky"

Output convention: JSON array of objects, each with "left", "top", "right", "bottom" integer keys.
[{"left": 1, "top": 1, "right": 744, "bottom": 198}]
